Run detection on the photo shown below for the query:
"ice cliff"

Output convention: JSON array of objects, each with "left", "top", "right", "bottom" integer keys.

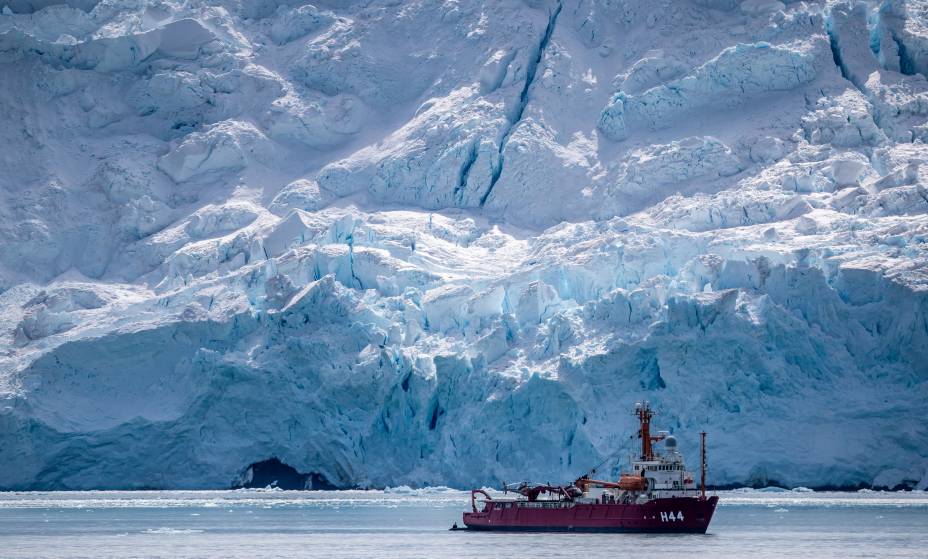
[{"left": 0, "top": 0, "right": 927, "bottom": 491}]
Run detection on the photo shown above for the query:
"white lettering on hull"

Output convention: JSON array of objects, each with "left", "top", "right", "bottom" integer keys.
[{"left": 659, "top": 511, "right": 684, "bottom": 522}]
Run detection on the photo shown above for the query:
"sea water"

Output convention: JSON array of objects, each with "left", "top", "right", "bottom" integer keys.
[{"left": 0, "top": 489, "right": 926, "bottom": 558}]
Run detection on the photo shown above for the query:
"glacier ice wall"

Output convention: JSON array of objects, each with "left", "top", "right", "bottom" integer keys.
[{"left": 0, "top": 0, "right": 927, "bottom": 490}]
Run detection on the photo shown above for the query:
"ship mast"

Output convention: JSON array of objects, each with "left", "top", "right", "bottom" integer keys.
[
  {"left": 635, "top": 402, "right": 664, "bottom": 461},
  {"left": 700, "top": 431, "right": 707, "bottom": 499}
]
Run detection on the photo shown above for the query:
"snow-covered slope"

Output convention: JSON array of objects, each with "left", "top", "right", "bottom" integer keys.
[{"left": 0, "top": 0, "right": 926, "bottom": 490}]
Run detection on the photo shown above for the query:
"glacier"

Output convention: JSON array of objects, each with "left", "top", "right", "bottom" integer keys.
[{"left": 0, "top": 0, "right": 927, "bottom": 491}]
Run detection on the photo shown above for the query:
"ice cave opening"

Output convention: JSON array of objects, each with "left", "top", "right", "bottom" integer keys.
[{"left": 237, "top": 458, "right": 337, "bottom": 491}]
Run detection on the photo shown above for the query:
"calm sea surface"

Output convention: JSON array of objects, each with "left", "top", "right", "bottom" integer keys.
[{"left": 0, "top": 488, "right": 926, "bottom": 558}]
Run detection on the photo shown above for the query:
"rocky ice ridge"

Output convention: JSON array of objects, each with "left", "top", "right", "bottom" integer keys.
[{"left": 0, "top": 0, "right": 926, "bottom": 490}]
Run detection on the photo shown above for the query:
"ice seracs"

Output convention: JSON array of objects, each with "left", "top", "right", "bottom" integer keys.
[{"left": 0, "top": 0, "right": 926, "bottom": 491}]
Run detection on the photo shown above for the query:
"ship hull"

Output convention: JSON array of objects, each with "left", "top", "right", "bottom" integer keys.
[{"left": 462, "top": 496, "right": 718, "bottom": 533}]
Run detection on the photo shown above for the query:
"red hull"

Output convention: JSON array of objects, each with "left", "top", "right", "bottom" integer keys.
[{"left": 462, "top": 495, "right": 718, "bottom": 533}]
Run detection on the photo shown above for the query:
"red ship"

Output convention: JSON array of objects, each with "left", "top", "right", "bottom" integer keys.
[{"left": 460, "top": 402, "right": 718, "bottom": 533}]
